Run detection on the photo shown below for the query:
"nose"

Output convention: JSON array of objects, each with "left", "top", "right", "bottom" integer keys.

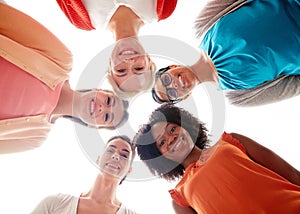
[
  {"left": 111, "top": 152, "right": 120, "bottom": 161},
  {"left": 171, "top": 78, "right": 178, "bottom": 88},
  {"left": 167, "top": 135, "right": 177, "bottom": 147},
  {"left": 123, "top": 57, "right": 135, "bottom": 63}
]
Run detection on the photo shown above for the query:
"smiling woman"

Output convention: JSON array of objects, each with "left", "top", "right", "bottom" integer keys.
[
  {"left": 108, "top": 37, "right": 155, "bottom": 96},
  {"left": 134, "top": 104, "right": 300, "bottom": 213},
  {"left": 31, "top": 136, "right": 139, "bottom": 214},
  {"left": 1, "top": 0, "right": 300, "bottom": 214}
]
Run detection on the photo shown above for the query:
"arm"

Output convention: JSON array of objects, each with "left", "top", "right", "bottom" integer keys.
[
  {"left": 225, "top": 75, "right": 300, "bottom": 107},
  {"left": 172, "top": 200, "right": 197, "bottom": 214},
  {"left": 0, "top": 2, "right": 72, "bottom": 72},
  {"left": 230, "top": 133, "right": 300, "bottom": 186}
]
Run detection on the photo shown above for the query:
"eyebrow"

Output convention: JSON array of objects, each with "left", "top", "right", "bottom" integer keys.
[{"left": 108, "top": 145, "right": 130, "bottom": 153}]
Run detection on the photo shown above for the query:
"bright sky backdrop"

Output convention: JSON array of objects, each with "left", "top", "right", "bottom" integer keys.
[{"left": 1, "top": 0, "right": 300, "bottom": 213}]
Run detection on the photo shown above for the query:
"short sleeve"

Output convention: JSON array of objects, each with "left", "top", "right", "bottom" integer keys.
[
  {"left": 221, "top": 132, "right": 247, "bottom": 154},
  {"left": 168, "top": 189, "right": 190, "bottom": 207}
]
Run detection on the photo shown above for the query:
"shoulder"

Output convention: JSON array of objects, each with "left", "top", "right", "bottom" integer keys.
[{"left": 117, "top": 203, "right": 140, "bottom": 214}]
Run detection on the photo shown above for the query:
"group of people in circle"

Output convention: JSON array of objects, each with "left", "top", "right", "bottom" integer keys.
[{"left": 1, "top": 0, "right": 300, "bottom": 213}]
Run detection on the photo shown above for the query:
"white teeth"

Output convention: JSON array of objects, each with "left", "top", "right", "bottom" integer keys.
[
  {"left": 106, "top": 163, "right": 120, "bottom": 169},
  {"left": 171, "top": 136, "right": 185, "bottom": 152},
  {"left": 90, "top": 99, "right": 95, "bottom": 116},
  {"left": 179, "top": 76, "right": 185, "bottom": 88},
  {"left": 120, "top": 50, "right": 136, "bottom": 55}
]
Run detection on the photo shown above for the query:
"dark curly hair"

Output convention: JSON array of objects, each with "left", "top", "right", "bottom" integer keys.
[{"left": 133, "top": 104, "right": 210, "bottom": 181}]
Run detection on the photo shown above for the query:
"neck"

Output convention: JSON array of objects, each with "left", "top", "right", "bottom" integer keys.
[
  {"left": 50, "top": 81, "right": 75, "bottom": 123},
  {"left": 81, "top": 173, "right": 120, "bottom": 205},
  {"left": 107, "top": 6, "right": 144, "bottom": 40},
  {"left": 190, "top": 50, "right": 218, "bottom": 84},
  {"left": 182, "top": 146, "right": 203, "bottom": 168}
]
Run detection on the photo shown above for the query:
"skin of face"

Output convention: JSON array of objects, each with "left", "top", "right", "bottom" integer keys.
[
  {"left": 151, "top": 122, "right": 195, "bottom": 163},
  {"left": 154, "top": 66, "right": 198, "bottom": 102},
  {"left": 98, "top": 139, "right": 133, "bottom": 179},
  {"left": 77, "top": 89, "right": 125, "bottom": 128},
  {"left": 110, "top": 37, "right": 152, "bottom": 92}
]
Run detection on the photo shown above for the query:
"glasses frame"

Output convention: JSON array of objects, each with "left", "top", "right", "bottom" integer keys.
[{"left": 153, "top": 66, "right": 183, "bottom": 104}]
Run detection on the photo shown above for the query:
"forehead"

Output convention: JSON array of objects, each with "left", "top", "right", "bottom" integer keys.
[
  {"left": 151, "top": 122, "right": 172, "bottom": 139},
  {"left": 106, "top": 138, "right": 132, "bottom": 152}
]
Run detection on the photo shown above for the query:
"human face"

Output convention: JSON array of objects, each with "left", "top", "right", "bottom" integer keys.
[
  {"left": 154, "top": 66, "right": 198, "bottom": 102},
  {"left": 110, "top": 37, "right": 152, "bottom": 92},
  {"left": 151, "top": 122, "right": 194, "bottom": 163},
  {"left": 76, "top": 89, "right": 125, "bottom": 128},
  {"left": 98, "top": 139, "right": 133, "bottom": 178}
]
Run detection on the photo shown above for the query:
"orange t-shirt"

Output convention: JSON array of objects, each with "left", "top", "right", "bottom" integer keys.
[{"left": 170, "top": 132, "right": 300, "bottom": 213}]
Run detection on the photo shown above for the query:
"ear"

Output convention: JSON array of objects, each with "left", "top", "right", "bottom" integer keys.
[
  {"left": 96, "top": 155, "right": 101, "bottom": 165},
  {"left": 127, "top": 167, "right": 132, "bottom": 174}
]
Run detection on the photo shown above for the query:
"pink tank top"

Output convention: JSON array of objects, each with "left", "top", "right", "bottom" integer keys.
[{"left": 0, "top": 56, "right": 63, "bottom": 120}]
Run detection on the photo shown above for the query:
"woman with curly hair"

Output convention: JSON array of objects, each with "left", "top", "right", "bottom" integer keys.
[{"left": 134, "top": 104, "right": 300, "bottom": 213}]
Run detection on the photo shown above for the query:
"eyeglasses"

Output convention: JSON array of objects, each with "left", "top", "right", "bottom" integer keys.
[{"left": 152, "top": 65, "right": 183, "bottom": 104}]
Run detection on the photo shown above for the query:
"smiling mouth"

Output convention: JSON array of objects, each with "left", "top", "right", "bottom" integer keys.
[
  {"left": 90, "top": 99, "right": 95, "bottom": 116},
  {"left": 170, "top": 136, "right": 185, "bottom": 153},
  {"left": 105, "top": 163, "right": 120, "bottom": 170},
  {"left": 178, "top": 75, "right": 186, "bottom": 89},
  {"left": 119, "top": 49, "right": 138, "bottom": 56}
]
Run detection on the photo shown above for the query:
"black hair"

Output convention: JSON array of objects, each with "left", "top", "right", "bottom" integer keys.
[{"left": 133, "top": 104, "right": 209, "bottom": 181}]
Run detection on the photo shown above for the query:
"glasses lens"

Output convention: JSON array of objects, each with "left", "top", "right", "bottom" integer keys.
[
  {"left": 167, "top": 88, "right": 178, "bottom": 100},
  {"left": 161, "top": 73, "right": 172, "bottom": 86}
]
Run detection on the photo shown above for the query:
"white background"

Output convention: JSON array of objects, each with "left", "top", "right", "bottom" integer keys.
[{"left": 1, "top": 0, "right": 300, "bottom": 213}]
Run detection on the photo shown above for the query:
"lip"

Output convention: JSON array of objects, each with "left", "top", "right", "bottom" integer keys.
[
  {"left": 90, "top": 99, "right": 95, "bottom": 116},
  {"left": 170, "top": 136, "right": 185, "bottom": 153},
  {"left": 119, "top": 49, "right": 139, "bottom": 55},
  {"left": 105, "top": 162, "right": 120, "bottom": 170},
  {"left": 178, "top": 75, "right": 186, "bottom": 89}
]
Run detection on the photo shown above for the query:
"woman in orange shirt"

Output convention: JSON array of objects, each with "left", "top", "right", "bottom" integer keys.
[{"left": 134, "top": 104, "right": 300, "bottom": 213}]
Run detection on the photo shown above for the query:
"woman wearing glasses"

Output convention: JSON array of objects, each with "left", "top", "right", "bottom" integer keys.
[{"left": 152, "top": 0, "right": 300, "bottom": 106}]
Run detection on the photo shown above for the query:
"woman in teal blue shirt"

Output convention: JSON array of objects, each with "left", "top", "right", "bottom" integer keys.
[{"left": 152, "top": 0, "right": 300, "bottom": 106}]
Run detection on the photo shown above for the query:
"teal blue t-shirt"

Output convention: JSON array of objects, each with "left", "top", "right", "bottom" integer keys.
[{"left": 200, "top": 0, "right": 300, "bottom": 90}]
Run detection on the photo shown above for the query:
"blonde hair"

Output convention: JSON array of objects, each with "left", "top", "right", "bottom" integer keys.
[{"left": 107, "top": 60, "right": 156, "bottom": 100}]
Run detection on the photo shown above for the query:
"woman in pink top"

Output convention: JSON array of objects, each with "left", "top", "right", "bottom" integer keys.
[
  {"left": 134, "top": 104, "right": 300, "bottom": 213},
  {"left": 0, "top": 2, "right": 128, "bottom": 154}
]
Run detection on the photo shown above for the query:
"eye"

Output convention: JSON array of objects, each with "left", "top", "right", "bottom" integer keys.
[
  {"left": 161, "top": 74, "right": 172, "bottom": 86},
  {"left": 106, "top": 148, "right": 114, "bottom": 154},
  {"left": 116, "top": 69, "right": 126, "bottom": 73},
  {"left": 104, "top": 113, "right": 110, "bottom": 122},
  {"left": 120, "top": 153, "right": 128, "bottom": 159},
  {"left": 135, "top": 67, "right": 144, "bottom": 71},
  {"left": 167, "top": 88, "right": 178, "bottom": 99},
  {"left": 170, "top": 126, "right": 176, "bottom": 134},
  {"left": 158, "top": 139, "right": 166, "bottom": 148},
  {"left": 106, "top": 96, "right": 111, "bottom": 106}
]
